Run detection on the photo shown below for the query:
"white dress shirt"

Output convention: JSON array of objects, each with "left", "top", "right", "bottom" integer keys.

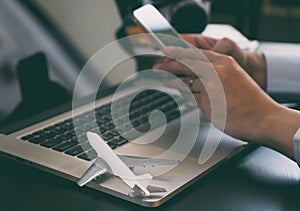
[
  {"left": 258, "top": 42, "right": 300, "bottom": 93},
  {"left": 293, "top": 129, "right": 300, "bottom": 166}
]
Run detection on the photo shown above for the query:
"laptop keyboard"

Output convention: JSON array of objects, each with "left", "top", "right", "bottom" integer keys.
[{"left": 20, "top": 90, "right": 194, "bottom": 161}]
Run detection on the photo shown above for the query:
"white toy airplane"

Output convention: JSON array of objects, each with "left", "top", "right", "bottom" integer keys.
[{"left": 77, "top": 132, "right": 180, "bottom": 197}]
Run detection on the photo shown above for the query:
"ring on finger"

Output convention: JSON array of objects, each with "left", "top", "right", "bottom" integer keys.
[{"left": 183, "top": 77, "right": 201, "bottom": 93}]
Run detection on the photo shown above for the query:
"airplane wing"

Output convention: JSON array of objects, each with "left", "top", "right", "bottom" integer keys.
[
  {"left": 86, "top": 132, "right": 152, "bottom": 196},
  {"left": 118, "top": 155, "right": 181, "bottom": 168},
  {"left": 78, "top": 132, "right": 180, "bottom": 196},
  {"left": 77, "top": 155, "right": 180, "bottom": 187},
  {"left": 77, "top": 157, "right": 108, "bottom": 187}
]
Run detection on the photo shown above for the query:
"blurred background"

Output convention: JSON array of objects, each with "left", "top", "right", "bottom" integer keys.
[
  {"left": 25, "top": 0, "right": 300, "bottom": 61},
  {"left": 211, "top": 0, "right": 300, "bottom": 42},
  {"left": 32, "top": 0, "right": 300, "bottom": 56}
]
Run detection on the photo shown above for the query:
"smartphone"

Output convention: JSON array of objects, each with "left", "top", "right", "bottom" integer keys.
[{"left": 133, "top": 4, "right": 190, "bottom": 50}]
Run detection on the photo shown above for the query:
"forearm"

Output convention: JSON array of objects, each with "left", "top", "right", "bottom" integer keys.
[{"left": 259, "top": 106, "right": 300, "bottom": 160}]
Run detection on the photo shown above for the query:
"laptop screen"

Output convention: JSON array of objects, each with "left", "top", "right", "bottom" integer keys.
[{"left": 0, "top": 0, "right": 136, "bottom": 134}]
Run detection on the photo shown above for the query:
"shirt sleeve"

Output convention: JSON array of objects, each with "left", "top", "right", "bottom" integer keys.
[
  {"left": 258, "top": 42, "right": 300, "bottom": 94},
  {"left": 293, "top": 128, "right": 300, "bottom": 167}
]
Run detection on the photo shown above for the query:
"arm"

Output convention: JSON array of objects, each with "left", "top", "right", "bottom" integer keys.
[{"left": 155, "top": 46, "right": 300, "bottom": 161}]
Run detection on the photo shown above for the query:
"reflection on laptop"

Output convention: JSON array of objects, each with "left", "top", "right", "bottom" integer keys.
[{"left": 1, "top": 53, "right": 71, "bottom": 128}]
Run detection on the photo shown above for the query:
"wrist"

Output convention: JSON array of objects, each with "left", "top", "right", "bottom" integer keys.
[{"left": 260, "top": 105, "right": 300, "bottom": 159}]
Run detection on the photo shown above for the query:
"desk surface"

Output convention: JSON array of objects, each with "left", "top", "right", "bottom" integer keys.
[{"left": 1, "top": 146, "right": 300, "bottom": 211}]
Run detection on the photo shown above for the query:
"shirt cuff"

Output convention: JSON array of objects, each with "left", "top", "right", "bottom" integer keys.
[
  {"left": 293, "top": 128, "right": 300, "bottom": 167},
  {"left": 258, "top": 42, "right": 300, "bottom": 94}
]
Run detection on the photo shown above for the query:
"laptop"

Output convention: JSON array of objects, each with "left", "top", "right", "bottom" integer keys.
[{"left": 0, "top": 0, "right": 250, "bottom": 207}]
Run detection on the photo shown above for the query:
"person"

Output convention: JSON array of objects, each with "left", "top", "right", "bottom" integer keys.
[{"left": 153, "top": 34, "right": 300, "bottom": 163}]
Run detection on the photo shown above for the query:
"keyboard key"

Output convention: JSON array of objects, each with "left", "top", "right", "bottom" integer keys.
[
  {"left": 40, "top": 138, "right": 62, "bottom": 148},
  {"left": 167, "top": 110, "right": 180, "bottom": 121},
  {"left": 65, "top": 146, "right": 85, "bottom": 156},
  {"left": 135, "top": 122, "right": 151, "bottom": 132},
  {"left": 43, "top": 125, "right": 56, "bottom": 132},
  {"left": 61, "top": 123, "right": 74, "bottom": 131},
  {"left": 53, "top": 140, "right": 78, "bottom": 152},
  {"left": 78, "top": 150, "right": 97, "bottom": 161},
  {"left": 131, "top": 120, "right": 140, "bottom": 128},
  {"left": 32, "top": 130, "right": 44, "bottom": 136},
  {"left": 52, "top": 127, "right": 67, "bottom": 134},
  {"left": 109, "top": 129, "right": 119, "bottom": 137},
  {"left": 118, "top": 124, "right": 132, "bottom": 133},
  {"left": 101, "top": 133, "right": 114, "bottom": 141},
  {"left": 137, "top": 117, "right": 148, "bottom": 124},
  {"left": 21, "top": 134, "right": 34, "bottom": 141},
  {"left": 76, "top": 133, "right": 88, "bottom": 142},
  {"left": 59, "top": 133, "right": 73, "bottom": 141},
  {"left": 107, "top": 142, "right": 117, "bottom": 149},
  {"left": 89, "top": 127, "right": 100, "bottom": 133},
  {"left": 40, "top": 132, "right": 57, "bottom": 139},
  {"left": 96, "top": 118, "right": 107, "bottom": 124},
  {"left": 66, "top": 130, "right": 76, "bottom": 137},
  {"left": 28, "top": 136, "right": 45, "bottom": 144},
  {"left": 102, "top": 123, "right": 115, "bottom": 131},
  {"left": 108, "top": 137, "right": 128, "bottom": 147},
  {"left": 65, "top": 142, "right": 92, "bottom": 156},
  {"left": 121, "top": 129, "right": 140, "bottom": 141}
]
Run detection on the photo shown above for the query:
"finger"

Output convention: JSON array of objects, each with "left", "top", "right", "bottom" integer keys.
[
  {"left": 163, "top": 46, "right": 210, "bottom": 62},
  {"left": 162, "top": 78, "right": 190, "bottom": 94},
  {"left": 156, "top": 59, "right": 214, "bottom": 78},
  {"left": 155, "top": 56, "right": 173, "bottom": 64},
  {"left": 204, "top": 36, "right": 218, "bottom": 47},
  {"left": 162, "top": 78, "right": 205, "bottom": 102},
  {"left": 153, "top": 56, "right": 174, "bottom": 69},
  {"left": 199, "top": 49, "right": 223, "bottom": 63},
  {"left": 180, "top": 34, "right": 217, "bottom": 50},
  {"left": 182, "top": 77, "right": 205, "bottom": 94},
  {"left": 195, "top": 36, "right": 218, "bottom": 50},
  {"left": 180, "top": 34, "right": 198, "bottom": 46},
  {"left": 156, "top": 60, "right": 196, "bottom": 77},
  {"left": 153, "top": 57, "right": 164, "bottom": 67},
  {"left": 180, "top": 79, "right": 207, "bottom": 109},
  {"left": 212, "top": 38, "right": 247, "bottom": 68},
  {"left": 160, "top": 56, "right": 174, "bottom": 64},
  {"left": 211, "top": 37, "right": 236, "bottom": 55},
  {"left": 163, "top": 46, "right": 222, "bottom": 64}
]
